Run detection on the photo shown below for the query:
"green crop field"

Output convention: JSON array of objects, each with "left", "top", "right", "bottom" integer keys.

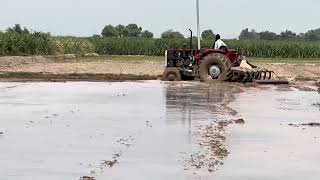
[{"left": 1, "top": 31, "right": 320, "bottom": 61}]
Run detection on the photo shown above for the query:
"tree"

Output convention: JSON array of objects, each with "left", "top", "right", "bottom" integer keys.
[
  {"left": 201, "top": 29, "right": 215, "bottom": 39},
  {"left": 101, "top": 25, "right": 118, "bottom": 37},
  {"left": 239, "top": 28, "right": 260, "bottom": 40},
  {"left": 7, "top": 24, "right": 29, "bottom": 34},
  {"left": 116, "top": 25, "right": 128, "bottom": 37},
  {"left": 280, "top": 30, "right": 297, "bottom": 40},
  {"left": 126, "top": 24, "right": 142, "bottom": 37},
  {"left": 259, "top": 31, "right": 279, "bottom": 40},
  {"left": 304, "top": 28, "right": 320, "bottom": 41},
  {"left": 161, "top": 29, "right": 184, "bottom": 39},
  {"left": 22, "top": 27, "right": 30, "bottom": 34},
  {"left": 141, "top": 30, "right": 153, "bottom": 38}
]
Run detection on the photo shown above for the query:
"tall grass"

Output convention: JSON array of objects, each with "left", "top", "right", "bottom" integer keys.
[
  {"left": 89, "top": 37, "right": 187, "bottom": 56},
  {"left": 89, "top": 38, "right": 320, "bottom": 58},
  {"left": 0, "top": 31, "right": 54, "bottom": 55}
]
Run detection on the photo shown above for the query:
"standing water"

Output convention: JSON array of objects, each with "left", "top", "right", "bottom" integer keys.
[{"left": 0, "top": 81, "right": 319, "bottom": 180}]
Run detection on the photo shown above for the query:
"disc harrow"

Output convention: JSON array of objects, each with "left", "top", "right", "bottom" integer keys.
[{"left": 227, "top": 67, "right": 274, "bottom": 83}]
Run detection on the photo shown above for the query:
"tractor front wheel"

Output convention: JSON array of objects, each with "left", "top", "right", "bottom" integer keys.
[
  {"left": 199, "top": 53, "right": 231, "bottom": 82},
  {"left": 162, "top": 67, "right": 182, "bottom": 81}
]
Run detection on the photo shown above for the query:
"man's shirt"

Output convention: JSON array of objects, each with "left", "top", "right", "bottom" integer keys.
[{"left": 214, "top": 39, "right": 227, "bottom": 49}]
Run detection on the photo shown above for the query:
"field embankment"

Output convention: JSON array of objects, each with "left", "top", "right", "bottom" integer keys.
[{"left": 0, "top": 55, "right": 319, "bottom": 82}]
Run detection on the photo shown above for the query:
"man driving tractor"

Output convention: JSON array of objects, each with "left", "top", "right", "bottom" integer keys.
[
  {"left": 213, "top": 33, "right": 251, "bottom": 69},
  {"left": 213, "top": 34, "right": 227, "bottom": 50}
]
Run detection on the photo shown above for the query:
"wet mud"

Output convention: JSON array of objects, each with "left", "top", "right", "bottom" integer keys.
[
  {"left": 316, "top": 81, "right": 320, "bottom": 93},
  {"left": 293, "top": 85, "right": 317, "bottom": 92},
  {"left": 0, "top": 72, "right": 160, "bottom": 82},
  {"left": 188, "top": 119, "right": 245, "bottom": 172}
]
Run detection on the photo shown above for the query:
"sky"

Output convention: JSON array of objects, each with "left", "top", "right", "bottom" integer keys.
[{"left": 1, "top": 0, "right": 320, "bottom": 38}]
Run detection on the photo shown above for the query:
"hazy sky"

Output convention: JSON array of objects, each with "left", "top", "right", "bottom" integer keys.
[{"left": 1, "top": 0, "right": 320, "bottom": 38}]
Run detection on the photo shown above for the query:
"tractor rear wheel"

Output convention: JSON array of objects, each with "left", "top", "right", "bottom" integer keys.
[
  {"left": 199, "top": 53, "right": 231, "bottom": 82},
  {"left": 162, "top": 67, "right": 182, "bottom": 81}
]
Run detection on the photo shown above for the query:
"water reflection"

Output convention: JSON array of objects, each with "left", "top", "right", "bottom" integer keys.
[{"left": 165, "top": 82, "right": 241, "bottom": 124}]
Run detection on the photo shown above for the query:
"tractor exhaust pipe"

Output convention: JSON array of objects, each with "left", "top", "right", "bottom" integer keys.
[
  {"left": 196, "top": 0, "right": 201, "bottom": 50},
  {"left": 189, "top": 29, "right": 193, "bottom": 49}
]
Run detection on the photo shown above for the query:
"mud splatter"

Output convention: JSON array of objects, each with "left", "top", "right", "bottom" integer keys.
[
  {"left": 102, "top": 153, "right": 121, "bottom": 168},
  {"left": 301, "top": 123, "right": 320, "bottom": 127},
  {"left": 145, "top": 121, "right": 153, "bottom": 128},
  {"left": 116, "top": 136, "right": 135, "bottom": 147},
  {"left": 80, "top": 135, "right": 135, "bottom": 179},
  {"left": 288, "top": 122, "right": 320, "bottom": 127},
  {"left": 102, "top": 159, "right": 118, "bottom": 168},
  {"left": 312, "top": 103, "right": 320, "bottom": 110}
]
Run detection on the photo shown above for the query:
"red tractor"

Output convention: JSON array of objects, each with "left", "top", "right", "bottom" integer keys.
[{"left": 162, "top": 31, "right": 288, "bottom": 84}]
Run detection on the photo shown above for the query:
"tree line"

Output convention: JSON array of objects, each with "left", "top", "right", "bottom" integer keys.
[
  {"left": 101, "top": 24, "right": 320, "bottom": 41},
  {"left": 100, "top": 24, "right": 214, "bottom": 39},
  {"left": 2, "top": 24, "right": 320, "bottom": 41},
  {"left": 239, "top": 28, "right": 320, "bottom": 41}
]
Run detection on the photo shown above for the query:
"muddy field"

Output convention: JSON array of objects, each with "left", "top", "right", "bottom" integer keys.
[
  {"left": 0, "top": 56, "right": 320, "bottom": 179},
  {"left": 0, "top": 56, "right": 319, "bottom": 81},
  {"left": 0, "top": 80, "right": 320, "bottom": 180}
]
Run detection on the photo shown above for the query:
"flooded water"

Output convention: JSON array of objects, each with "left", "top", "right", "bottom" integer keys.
[
  {"left": 221, "top": 85, "right": 320, "bottom": 180},
  {"left": 0, "top": 81, "right": 319, "bottom": 180}
]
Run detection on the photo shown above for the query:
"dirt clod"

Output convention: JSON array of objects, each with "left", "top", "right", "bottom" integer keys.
[
  {"left": 301, "top": 123, "right": 320, "bottom": 127},
  {"left": 288, "top": 122, "right": 320, "bottom": 127},
  {"left": 145, "top": 121, "right": 152, "bottom": 127},
  {"left": 79, "top": 176, "right": 95, "bottom": 180},
  {"left": 233, "top": 118, "right": 246, "bottom": 124},
  {"left": 312, "top": 103, "right": 320, "bottom": 109},
  {"left": 288, "top": 123, "right": 300, "bottom": 127},
  {"left": 102, "top": 159, "right": 118, "bottom": 167},
  {"left": 113, "top": 153, "right": 121, "bottom": 159}
]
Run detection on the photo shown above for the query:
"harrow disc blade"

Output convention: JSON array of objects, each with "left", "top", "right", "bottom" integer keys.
[
  {"left": 241, "top": 72, "right": 249, "bottom": 83},
  {"left": 267, "top": 71, "right": 272, "bottom": 80},
  {"left": 253, "top": 71, "right": 260, "bottom": 79},
  {"left": 262, "top": 71, "right": 267, "bottom": 80},
  {"left": 231, "top": 71, "right": 241, "bottom": 82}
]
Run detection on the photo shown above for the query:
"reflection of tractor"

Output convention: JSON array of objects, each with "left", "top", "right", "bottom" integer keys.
[{"left": 162, "top": 31, "right": 288, "bottom": 84}]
